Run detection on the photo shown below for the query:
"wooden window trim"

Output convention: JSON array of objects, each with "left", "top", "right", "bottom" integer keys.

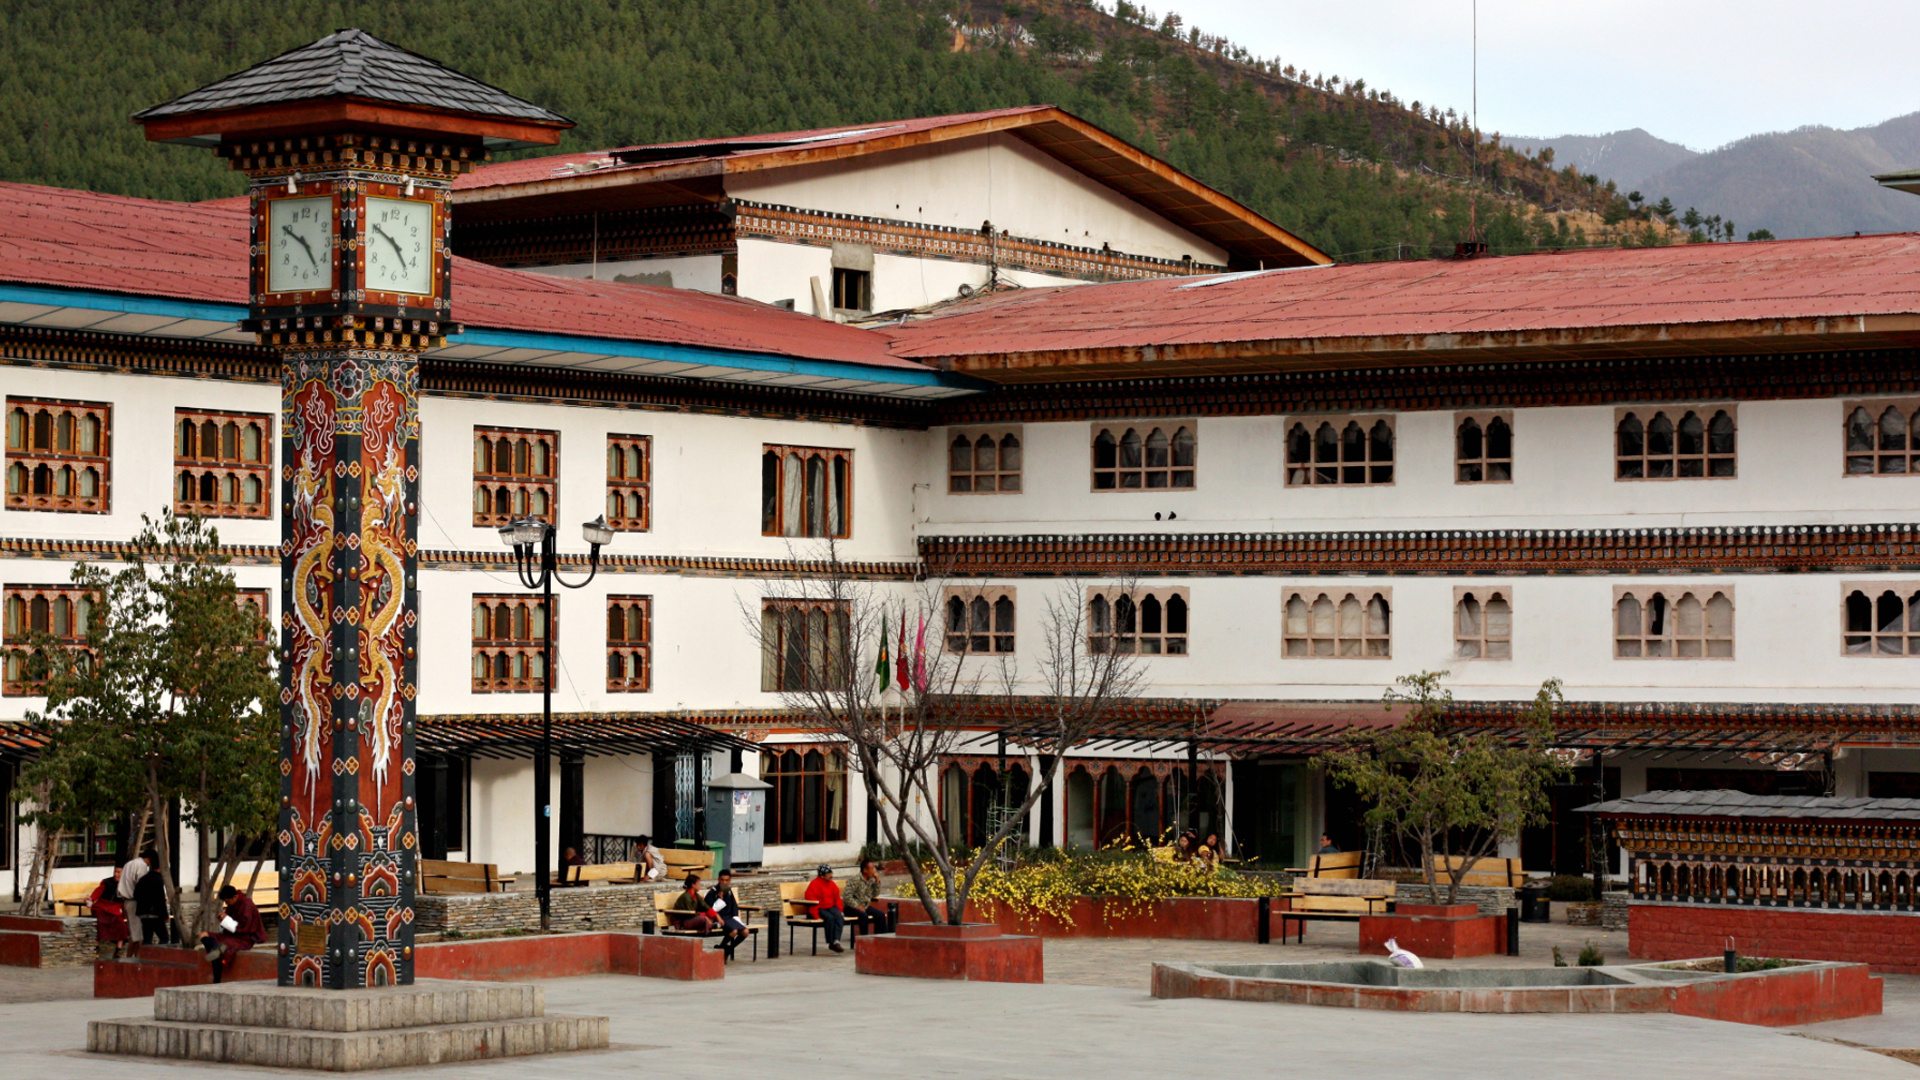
[
  {"left": 830, "top": 267, "right": 872, "bottom": 315},
  {"left": 606, "top": 595, "right": 652, "bottom": 692},
  {"left": 1843, "top": 399, "right": 1920, "bottom": 478},
  {"left": 4, "top": 397, "right": 111, "bottom": 514},
  {"left": 1453, "top": 586, "right": 1512, "bottom": 661},
  {"left": 760, "top": 599, "right": 850, "bottom": 691},
  {"left": 943, "top": 586, "right": 1016, "bottom": 655},
  {"left": 2, "top": 584, "right": 98, "bottom": 696},
  {"left": 1843, "top": 582, "right": 1920, "bottom": 656},
  {"left": 1090, "top": 420, "right": 1197, "bottom": 492},
  {"left": 760, "top": 445, "right": 853, "bottom": 539},
  {"left": 1454, "top": 410, "right": 1513, "bottom": 485},
  {"left": 174, "top": 409, "right": 272, "bottom": 520},
  {"left": 947, "top": 427, "right": 1024, "bottom": 494},
  {"left": 471, "top": 594, "right": 553, "bottom": 693},
  {"left": 1613, "top": 585, "right": 1734, "bottom": 659},
  {"left": 237, "top": 589, "right": 272, "bottom": 643},
  {"left": 1284, "top": 413, "right": 1395, "bottom": 487},
  {"left": 472, "top": 427, "right": 559, "bottom": 528},
  {"left": 1086, "top": 586, "right": 1189, "bottom": 656},
  {"left": 761, "top": 743, "right": 848, "bottom": 845},
  {"left": 1283, "top": 587, "right": 1392, "bottom": 658},
  {"left": 606, "top": 434, "right": 652, "bottom": 532},
  {"left": 1614, "top": 405, "right": 1737, "bottom": 481}
]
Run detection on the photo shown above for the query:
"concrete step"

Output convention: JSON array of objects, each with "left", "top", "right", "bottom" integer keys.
[
  {"left": 86, "top": 1012, "right": 610, "bottom": 1071},
  {"left": 153, "top": 978, "right": 545, "bottom": 1030}
]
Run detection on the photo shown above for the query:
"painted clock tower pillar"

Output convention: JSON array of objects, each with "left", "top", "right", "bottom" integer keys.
[{"left": 136, "top": 30, "right": 571, "bottom": 989}]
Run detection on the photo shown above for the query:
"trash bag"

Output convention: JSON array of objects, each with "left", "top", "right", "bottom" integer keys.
[{"left": 1384, "top": 937, "right": 1423, "bottom": 969}]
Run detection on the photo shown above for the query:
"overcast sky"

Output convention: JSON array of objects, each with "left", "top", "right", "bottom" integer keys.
[{"left": 1159, "top": 1, "right": 1920, "bottom": 151}]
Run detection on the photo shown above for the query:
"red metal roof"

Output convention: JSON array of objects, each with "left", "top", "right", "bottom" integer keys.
[
  {"left": 0, "top": 181, "right": 914, "bottom": 368},
  {"left": 886, "top": 234, "right": 1920, "bottom": 378}
]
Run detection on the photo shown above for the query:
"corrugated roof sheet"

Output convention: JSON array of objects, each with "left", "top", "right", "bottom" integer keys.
[
  {"left": 1580, "top": 790, "right": 1920, "bottom": 822},
  {"left": 885, "top": 234, "right": 1920, "bottom": 362},
  {"left": 0, "top": 181, "right": 914, "bottom": 369},
  {"left": 134, "top": 28, "right": 570, "bottom": 124}
]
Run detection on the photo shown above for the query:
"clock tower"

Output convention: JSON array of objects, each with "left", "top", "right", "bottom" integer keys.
[{"left": 136, "top": 29, "right": 571, "bottom": 989}]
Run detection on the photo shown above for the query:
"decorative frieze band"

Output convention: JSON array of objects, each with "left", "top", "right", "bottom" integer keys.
[{"left": 919, "top": 524, "right": 1920, "bottom": 577}]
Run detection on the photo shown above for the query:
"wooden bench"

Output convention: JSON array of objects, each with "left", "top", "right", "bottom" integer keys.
[
  {"left": 1423, "top": 855, "right": 1526, "bottom": 889},
  {"left": 1278, "top": 878, "right": 1396, "bottom": 943},
  {"left": 652, "top": 888, "right": 759, "bottom": 961},
  {"left": 1286, "top": 851, "right": 1364, "bottom": 879},
  {"left": 557, "top": 862, "right": 640, "bottom": 886},
  {"left": 50, "top": 880, "right": 100, "bottom": 917},
  {"left": 659, "top": 848, "right": 714, "bottom": 881},
  {"left": 778, "top": 881, "right": 857, "bottom": 956},
  {"left": 419, "top": 859, "right": 513, "bottom": 894},
  {"left": 224, "top": 869, "right": 279, "bottom": 906}
]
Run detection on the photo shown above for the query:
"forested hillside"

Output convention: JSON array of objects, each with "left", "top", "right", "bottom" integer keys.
[{"left": 0, "top": 0, "right": 1680, "bottom": 261}]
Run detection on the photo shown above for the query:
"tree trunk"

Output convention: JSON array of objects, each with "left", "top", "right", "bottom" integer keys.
[{"left": 144, "top": 769, "right": 185, "bottom": 943}]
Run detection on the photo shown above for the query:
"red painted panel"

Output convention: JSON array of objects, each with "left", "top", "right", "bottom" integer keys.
[
  {"left": 637, "top": 936, "right": 724, "bottom": 981},
  {"left": 1631, "top": 902, "right": 1920, "bottom": 975},
  {"left": 0, "top": 933, "right": 43, "bottom": 968},
  {"left": 1358, "top": 911, "right": 1506, "bottom": 959},
  {"left": 854, "top": 931, "right": 1042, "bottom": 983},
  {"left": 0, "top": 915, "right": 67, "bottom": 933}
]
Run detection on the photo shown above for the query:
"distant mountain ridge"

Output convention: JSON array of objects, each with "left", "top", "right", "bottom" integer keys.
[{"left": 1512, "top": 114, "right": 1920, "bottom": 239}]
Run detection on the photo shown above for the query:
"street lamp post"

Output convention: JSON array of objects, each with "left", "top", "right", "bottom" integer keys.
[{"left": 500, "top": 514, "right": 616, "bottom": 932}]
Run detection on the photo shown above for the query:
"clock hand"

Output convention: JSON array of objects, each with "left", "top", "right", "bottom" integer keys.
[
  {"left": 281, "top": 225, "right": 317, "bottom": 268},
  {"left": 372, "top": 224, "right": 408, "bottom": 269}
]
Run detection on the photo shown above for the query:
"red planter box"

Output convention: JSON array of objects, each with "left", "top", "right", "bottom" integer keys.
[
  {"left": 1631, "top": 902, "right": 1920, "bottom": 975},
  {"left": 95, "top": 946, "right": 277, "bottom": 998},
  {"left": 637, "top": 935, "right": 724, "bottom": 981},
  {"left": 1358, "top": 904, "right": 1507, "bottom": 959},
  {"left": 855, "top": 923, "right": 1042, "bottom": 983}
]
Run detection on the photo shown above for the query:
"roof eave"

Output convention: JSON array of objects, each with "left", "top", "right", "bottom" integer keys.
[{"left": 137, "top": 96, "right": 572, "bottom": 150}]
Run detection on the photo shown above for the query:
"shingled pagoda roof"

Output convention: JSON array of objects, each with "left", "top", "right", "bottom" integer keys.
[
  {"left": 1579, "top": 790, "right": 1920, "bottom": 823},
  {"left": 134, "top": 28, "right": 571, "bottom": 140}
]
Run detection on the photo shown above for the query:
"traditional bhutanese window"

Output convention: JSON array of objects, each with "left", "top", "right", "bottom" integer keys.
[
  {"left": 761, "top": 745, "right": 847, "bottom": 845},
  {"left": 606, "top": 434, "right": 651, "bottom": 531},
  {"left": 1285, "top": 415, "right": 1394, "bottom": 486},
  {"left": 606, "top": 595, "right": 651, "bottom": 692},
  {"left": 1455, "top": 411, "right": 1513, "bottom": 484},
  {"left": 944, "top": 587, "right": 1016, "bottom": 654},
  {"left": 1454, "top": 587, "right": 1512, "bottom": 660},
  {"left": 760, "top": 599, "right": 849, "bottom": 691},
  {"left": 1844, "top": 584, "right": 1920, "bottom": 656},
  {"left": 1615, "top": 406, "right": 1735, "bottom": 479},
  {"left": 5, "top": 397, "right": 110, "bottom": 514},
  {"left": 174, "top": 409, "right": 271, "bottom": 519},
  {"left": 1844, "top": 401, "right": 1920, "bottom": 476},
  {"left": 761, "top": 445, "right": 851, "bottom": 538},
  {"left": 237, "top": 588, "right": 271, "bottom": 642},
  {"left": 472, "top": 427, "right": 558, "bottom": 528},
  {"left": 1614, "top": 587, "right": 1733, "bottom": 658},
  {"left": 1283, "top": 589, "right": 1391, "bottom": 657},
  {"left": 1087, "top": 587, "right": 1189, "bottom": 655},
  {"left": 2, "top": 585, "right": 96, "bottom": 696},
  {"left": 1091, "top": 421, "right": 1196, "bottom": 491},
  {"left": 471, "top": 594, "right": 551, "bottom": 692},
  {"left": 948, "top": 428, "right": 1023, "bottom": 493}
]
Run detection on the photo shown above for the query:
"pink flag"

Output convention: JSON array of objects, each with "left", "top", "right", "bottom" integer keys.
[
  {"left": 913, "top": 610, "right": 928, "bottom": 692},
  {"left": 895, "top": 605, "right": 910, "bottom": 692}
]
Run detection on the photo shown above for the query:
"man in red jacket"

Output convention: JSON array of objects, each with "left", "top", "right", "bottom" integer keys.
[{"left": 804, "top": 864, "right": 847, "bottom": 953}]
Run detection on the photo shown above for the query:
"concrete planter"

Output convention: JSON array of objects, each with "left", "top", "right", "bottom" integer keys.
[{"left": 854, "top": 922, "right": 1042, "bottom": 983}]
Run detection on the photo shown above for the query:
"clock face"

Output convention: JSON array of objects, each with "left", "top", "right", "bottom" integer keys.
[
  {"left": 364, "top": 196, "right": 435, "bottom": 297},
  {"left": 266, "top": 197, "right": 333, "bottom": 294}
]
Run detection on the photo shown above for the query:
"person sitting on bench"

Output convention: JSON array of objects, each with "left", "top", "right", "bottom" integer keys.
[
  {"left": 703, "top": 869, "right": 751, "bottom": 954},
  {"left": 638, "top": 835, "right": 666, "bottom": 881},
  {"left": 1318, "top": 833, "right": 1341, "bottom": 855},
  {"left": 559, "top": 846, "right": 588, "bottom": 887},
  {"left": 805, "top": 864, "right": 848, "bottom": 953},
  {"left": 199, "top": 885, "right": 266, "bottom": 983},
  {"left": 840, "top": 859, "right": 888, "bottom": 936},
  {"left": 667, "top": 873, "right": 717, "bottom": 933}
]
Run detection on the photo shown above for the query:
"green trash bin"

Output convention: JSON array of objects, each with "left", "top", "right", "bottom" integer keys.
[{"left": 670, "top": 837, "right": 729, "bottom": 875}]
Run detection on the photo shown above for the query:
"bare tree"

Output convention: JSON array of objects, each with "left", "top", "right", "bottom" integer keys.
[{"left": 744, "top": 543, "right": 1143, "bottom": 924}]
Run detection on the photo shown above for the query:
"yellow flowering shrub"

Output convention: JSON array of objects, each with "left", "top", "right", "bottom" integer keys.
[{"left": 897, "top": 841, "right": 1288, "bottom": 925}]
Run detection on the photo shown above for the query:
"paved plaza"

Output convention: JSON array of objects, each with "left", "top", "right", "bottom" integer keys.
[{"left": 5, "top": 920, "right": 1919, "bottom": 1079}]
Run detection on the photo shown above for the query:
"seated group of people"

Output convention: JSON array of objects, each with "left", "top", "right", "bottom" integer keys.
[
  {"left": 661, "top": 859, "right": 892, "bottom": 956},
  {"left": 91, "top": 850, "right": 263, "bottom": 983},
  {"left": 1170, "top": 830, "right": 1228, "bottom": 872}
]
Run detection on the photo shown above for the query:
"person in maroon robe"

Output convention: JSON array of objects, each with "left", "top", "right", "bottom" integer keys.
[{"left": 199, "top": 885, "right": 265, "bottom": 982}]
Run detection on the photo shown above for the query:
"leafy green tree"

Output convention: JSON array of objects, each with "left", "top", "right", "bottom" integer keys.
[
  {"left": 1324, "top": 672, "right": 1566, "bottom": 904},
  {"left": 1746, "top": 228, "right": 1775, "bottom": 241},
  {"left": 20, "top": 511, "right": 276, "bottom": 937}
]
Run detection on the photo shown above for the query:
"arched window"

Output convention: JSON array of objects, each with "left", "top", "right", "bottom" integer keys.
[
  {"left": 1087, "top": 588, "right": 1189, "bottom": 655},
  {"left": 1286, "top": 414, "right": 1395, "bottom": 486},
  {"left": 8, "top": 399, "right": 111, "bottom": 513},
  {"left": 1617, "top": 407, "right": 1735, "bottom": 479},
  {"left": 606, "top": 435, "right": 651, "bottom": 531},
  {"left": 473, "top": 425, "right": 559, "bottom": 528},
  {"left": 1455, "top": 589, "right": 1512, "bottom": 659},
  {"left": 1616, "top": 587, "right": 1733, "bottom": 658},
  {"left": 605, "top": 596, "right": 651, "bottom": 691},
  {"left": 1845, "top": 586, "right": 1920, "bottom": 655},
  {"left": 1284, "top": 589, "right": 1391, "bottom": 657},
  {"left": 945, "top": 589, "right": 1018, "bottom": 655},
  {"left": 1845, "top": 400, "right": 1920, "bottom": 475},
  {"left": 1456, "top": 412, "right": 1513, "bottom": 483},
  {"left": 471, "top": 594, "right": 555, "bottom": 692},
  {"left": 761, "top": 444, "right": 851, "bottom": 538},
  {"left": 1091, "top": 422, "right": 1197, "bottom": 490}
]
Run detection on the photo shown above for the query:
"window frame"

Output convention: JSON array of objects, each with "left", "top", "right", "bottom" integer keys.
[
  {"left": 1843, "top": 582, "right": 1920, "bottom": 656},
  {"left": 1843, "top": 399, "right": 1920, "bottom": 477},
  {"left": 1089, "top": 420, "right": 1198, "bottom": 492},
  {"left": 1085, "top": 586, "right": 1190, "bottom": 656},
  {"left": 946, "top": 427, "right": 1024, "bottom": 494},
  {"left": 1454, "top": 410, "right": 1514, "bottom": 485},
  {"left": 760, "top": 445, "right": 853, "bottom": 539},
  {"left": 943, "top": 586, "right": 1017, "bottom": 655},
  {"left": 1284, "top": 413, "right": 1396, "bottom": 487},
  {"left": 830, "top": 267, "right": 871, "bottom": 315},
  {"left": 760, "top": 743, "right": 848, "bottom": 846},
  {"left": 2, "top": 584, "right": 98, "bottom": 696},
  {"left": 606, "top": 434, "right": 652, "bottom": 532},
  {"left": 472, "top": 426, "right": 559, "bottom": 528},
  {"left": 470, "top": 594, "right": 553, "bottom": 693},
  {"left": 1283, "top": 587, "right": 1393, "bottom": 658},
  {"left": 760, "top": 598, "right": 851, "bottom": 691},
  {"left": 1612, "top": 585, "right": 1734, "bottom": 659},
  {"left": 4, "top": 396, "right": 111, "bottom": 514},
  {"left": 1453, "top": 586, "right": 1512, "bottom": 661},
  {"left": 1614, "top": 405, "right": 1737, "bottom": 481},
  {"left": 606, "top": 595, "right": 652, "bottom": 692},
  {"left": 173, "top": 408, "right": 273, "bottom": 519}
]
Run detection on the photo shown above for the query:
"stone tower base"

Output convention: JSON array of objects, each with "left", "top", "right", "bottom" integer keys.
[{"left": 88, "top": 979, "right": 609, "bottom": 1071}]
